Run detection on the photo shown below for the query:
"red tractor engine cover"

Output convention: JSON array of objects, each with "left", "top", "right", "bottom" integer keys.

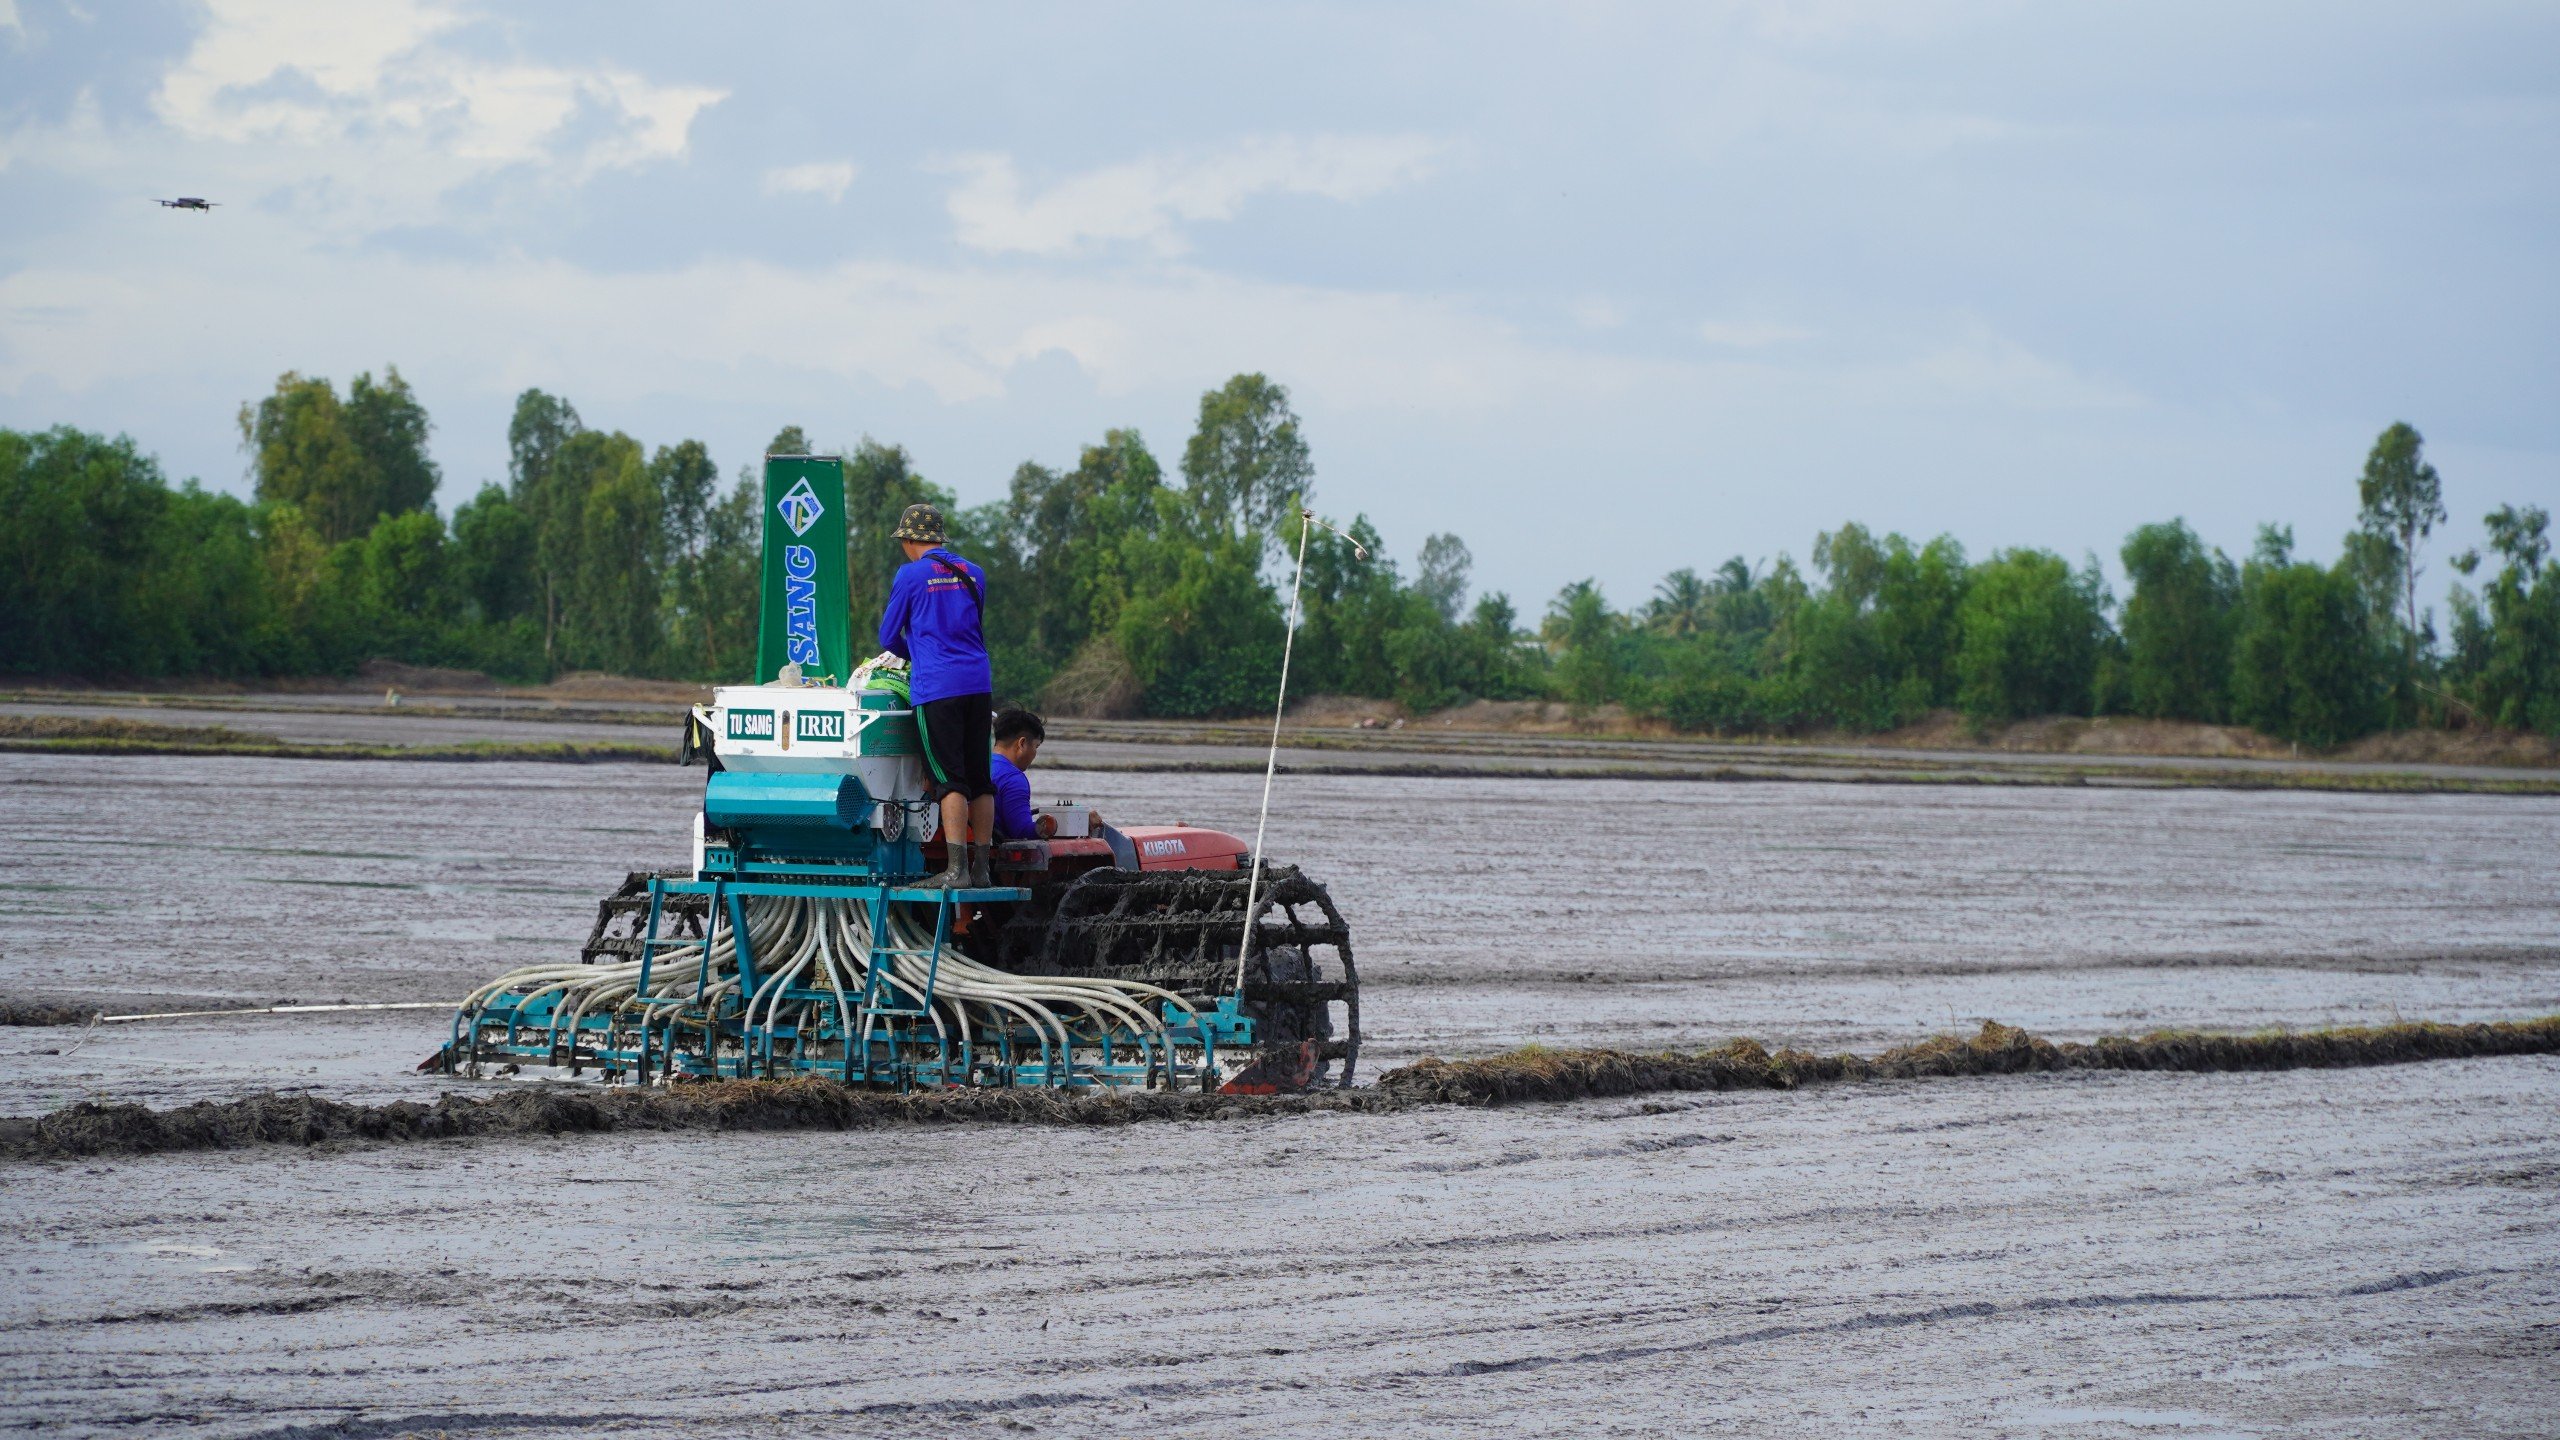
[{"left": 1046, "top": 825, "right": 1246, "bottom": 872}]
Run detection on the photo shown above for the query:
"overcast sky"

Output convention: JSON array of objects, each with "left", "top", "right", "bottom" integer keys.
[{"left": 2, "top": 0, "right": 2553, "bottom": 611}]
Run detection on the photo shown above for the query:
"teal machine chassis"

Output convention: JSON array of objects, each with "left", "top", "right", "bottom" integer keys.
[{"left": 449, "top": 769, "right": 1255, "bottom": 1090}]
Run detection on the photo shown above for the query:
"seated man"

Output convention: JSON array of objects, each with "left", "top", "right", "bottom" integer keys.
[
  {"left": 992, "top": 707, "right": 1136, "bottom": 866},
  {"left": 990, "top": 707, "right": 1058, "bottom": 841},
  {"left": 988, "top": 702, "right": 1049, "bottom": 835}
]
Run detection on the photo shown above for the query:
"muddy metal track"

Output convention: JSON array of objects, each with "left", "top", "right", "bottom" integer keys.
[{"left": 7, "top": 1017, "right": 2554, "bottom": 1163}]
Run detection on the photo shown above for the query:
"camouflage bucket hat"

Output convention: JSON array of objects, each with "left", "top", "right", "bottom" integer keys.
[{"left": 892, "top": 502, "right": 947, "bottom": 544}]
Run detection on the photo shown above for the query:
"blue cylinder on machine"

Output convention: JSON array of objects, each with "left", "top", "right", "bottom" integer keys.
[{"left": 703, "top": 771, "right": 875, "bottom": 832}]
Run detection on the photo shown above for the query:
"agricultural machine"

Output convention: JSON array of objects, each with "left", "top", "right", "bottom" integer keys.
[{"left": 433, "top": 456, "right": 1358, "bottom": 1092}]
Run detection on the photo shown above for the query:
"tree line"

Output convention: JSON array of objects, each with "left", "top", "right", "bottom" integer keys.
[{"left": 2, "top": 369, "right": 2553, "bottom": 745}]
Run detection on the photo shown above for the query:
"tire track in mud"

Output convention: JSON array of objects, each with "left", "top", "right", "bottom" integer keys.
[
  {"left": 6, "top": 1015, "right": 2554, "bottom": 1163},
  {"left": 14, "top": 1054, "right": 2548, "bottom": 1440},
  {"left": 226, "top": 1411, "right": 662, "bottom": 1440},
  {"left": 192, "top": 1271, "right": 2496, "bottom": 1437}
]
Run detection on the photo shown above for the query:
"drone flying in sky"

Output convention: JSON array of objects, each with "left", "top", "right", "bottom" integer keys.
[{"left": 153, "top": 197, "right": 218, "bottom": 211}]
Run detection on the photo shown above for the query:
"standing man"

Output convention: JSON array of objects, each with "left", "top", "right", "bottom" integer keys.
[{"left": 878, "top": 503, "right": 994, "bottom": 888}]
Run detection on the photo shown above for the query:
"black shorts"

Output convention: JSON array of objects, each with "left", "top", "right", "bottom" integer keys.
[{"left": 916, "top": 694, "right": 993, "bottom": 801}]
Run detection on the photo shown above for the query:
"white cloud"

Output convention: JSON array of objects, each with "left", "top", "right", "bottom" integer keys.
[
  {"left": 763, "top": 160, "right": 857, "bottom": 203},
  {"left": 1905, "top": 325, "right": 2142, "bottom": 411},
  {"left": 1697, "top": 319, "right": 1815, "bottom": 348},
  {"left": 1569, "top": 296, "right": 1626, "bottom": 330},
  {"left": 0, "top": 236, "right": 1662, "bottom": 419},
  {"left": 0, "top": 224, "right": 2150, "bottom": 441},
  {"left": 942, "top": 133, "right": 1446, "bottom": 255},
  {"left": 134, "top": 0, "right": 723, "bottom": 224},
  {"left": 0, "top": 1, "right": 23, "bottom": 38}
]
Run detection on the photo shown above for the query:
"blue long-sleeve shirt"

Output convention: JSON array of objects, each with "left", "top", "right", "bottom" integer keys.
[
  {"left": 877, "top": 547, "right": 993, "bottom": 704},
  {"left": 990, "top": 751, "right": 1038, "bottom": 841}
]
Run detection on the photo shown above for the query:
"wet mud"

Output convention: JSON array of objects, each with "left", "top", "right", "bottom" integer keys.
[
  {"left": 4, "top": 752, "right": 2558, "bottom": 1435},
  {"left": 10, "top": 1017, "right": 2555, "bottom": 1164},
  {"left": 0, "top": 1001, "right": 96, "bottom": 1026},
  {"left": 6, "top": 1057, "right": 2555, "bottom": 1437}
]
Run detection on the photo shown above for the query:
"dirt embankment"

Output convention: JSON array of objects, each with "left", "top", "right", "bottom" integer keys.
[
  {"left": 5, "top": 660, "right": 712, "bottom": 706},
  {"left": 9, "top": 1016, "right": 2553, "bottom": 1163},
  {"left": 0, "top": 714, "right": 669, "bottom": 764},
  {"left": 1280, "top": 696, "right": 2560, "bottom": 769},
  {"left": 1292, "top": 695, "right": 1678, "bottom": 737},
  {"left": 0, "top": 1001, "right": 100, "bottom": 1027},
  {"left": 0, "top": 714, "right": 276, "bottom": 747},
  {"left": 1874, "top": 711, "right": 2560, "bottom": 768}
]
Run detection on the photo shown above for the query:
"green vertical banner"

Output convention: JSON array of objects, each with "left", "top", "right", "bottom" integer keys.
[{"left": 755, "top": 455, "right": 851, "bottom": 684}]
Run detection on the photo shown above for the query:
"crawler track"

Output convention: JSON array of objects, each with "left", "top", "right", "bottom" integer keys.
[{"left": 1030, "top": 864, "right": 1360, "bottom": 1086}]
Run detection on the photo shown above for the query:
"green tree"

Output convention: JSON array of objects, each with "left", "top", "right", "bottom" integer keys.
[
  {"left": 552, "top": 430, "right": 660, "bottom": 674},
  {"left": 450, "top": 484, "right": 538, "bottom": 624},
  {"left": 1181, "top": 373, "right": 1310, "bottom": 549},
  {"left": 506, "top": 388, "right": 585, "bottom": 661},
  {"left": 1296, "top": 515, "right": 1406, "bottom": 698},
  {"left": 1646, "top": 568, "right": 1713, "bottom": 637},
  {"left": 652, "top": 439, "right": 721, "bottom": 671},
  {"left": 350, "top": 509, "right": 456, "bottom": 653},
  {"left": 2448, "top": 505, "right": 2559, "bottom": 734},
  {"left": 2356, "top": 421, "right": 2446, "bottom": 653},
  {"left": 0, "top": 427, "right": 161, "bottom": 672},
  {"left": 0, "top": 429, "right": 277, "bottom": 676},
  {"left": 1544, "top": 579, "right": 1623, "bottom": 706},
  {"left": 695, "top": 473, "right": 766, "bottom": 682},
  {"left": 1954, "top": 549, "right": 2106, "bottom": 724},
  {"left": 2229, "top": 525, "right": 2381, "bottom": 747},
  {"left": 239, "top": 369, "right": 438, "bottom": 544},
  {"left": 1006, "top": 430, "right": 1167, "bottom": 686},
  {"left": 1646, "top": 634, "right": 1766, "bottom": 734},
  {"left": 345, "top": 368, "right": 440, "bottom": 518},
  {"left": 1872, "top": 535, "right": 1969, "bottom": 710},
  {"left": 1780, "top": 524, "right": 1968, "bottom": 729},
  {"left": 149, "top": 485, "right": 277, "bottom": 675},
  {"left": 239, "top": 374, "right": 367, "bottom": 542},
  {"left": 1414, "top": 533, "right": 1472, "bottom": 624},
  {"left": 1112, "top": 508, "right": 1284, "bottom": 716},
  {"left": 2118, "top": 519, "right": 2238, "bottom": 721}
]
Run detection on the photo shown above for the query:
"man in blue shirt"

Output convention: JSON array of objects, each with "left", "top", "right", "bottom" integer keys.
[
  {"left": 878, "top": 503, "right": 995, "bottom": 888},
  {"left": 989, "top": 706, "right": 1139, "bottom": 867},
  {"left": 989, "top": 708, "right": 1047, "bottom": 843}
]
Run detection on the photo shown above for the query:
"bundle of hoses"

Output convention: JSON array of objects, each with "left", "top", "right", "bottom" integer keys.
[{"left": 453, "top": 895, "right": 1206, "bottom": 1084}]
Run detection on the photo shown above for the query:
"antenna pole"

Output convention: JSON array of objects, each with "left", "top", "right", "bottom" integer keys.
[{"left": 1233, "top": 505, "right": 1317, "bottom": 998}]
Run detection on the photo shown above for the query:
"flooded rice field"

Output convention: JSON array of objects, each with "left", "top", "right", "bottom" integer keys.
[
  {"left": 4, "top": 754, "right": 2555, "bottom": 1108},
  {"left": 3, "top": 753, "right": 2557, "bottom": 1436}
]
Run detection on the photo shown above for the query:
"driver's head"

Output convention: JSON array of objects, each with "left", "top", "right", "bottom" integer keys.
[{"left": 993, "top": 707, "right": 1046, "bottom": 767}]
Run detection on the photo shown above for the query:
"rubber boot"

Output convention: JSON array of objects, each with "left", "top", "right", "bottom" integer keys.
[
  {"left": 919, "top": 843, "right": 970, "bottom": 889},
  {"left": 968, "top": 842, "right": 993, "bottom": 889}
]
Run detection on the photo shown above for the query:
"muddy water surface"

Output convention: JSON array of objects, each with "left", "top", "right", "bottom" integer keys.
[
  {"left": 2, "top": 754, "right": 2555, "bottom": 1112},
  {"left": 4, "top": 1057, "right": 2553, "bottom": 1436},
  {"left": 2, "top": 753, "right": 2557, "bottom": 1437}
]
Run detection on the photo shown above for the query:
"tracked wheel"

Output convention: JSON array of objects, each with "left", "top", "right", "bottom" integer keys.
[{"left": 1034, "top": 863, "right": 1360, "bottom": 1087}]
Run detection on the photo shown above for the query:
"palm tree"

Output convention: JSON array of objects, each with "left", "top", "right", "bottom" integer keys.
[{"left": 1648, "top": 568, "right": 1713, "bottom": 637}]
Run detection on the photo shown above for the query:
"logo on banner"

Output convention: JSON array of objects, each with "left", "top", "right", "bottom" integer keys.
[
  {"left": 776, "top": 477, "right": 824, "bottom": 537},
  {"left": 797, "top": 710, "right": 846, "bottom": 742},
  {"left": 782, "top": 544, "right": 822, "bottom": 666}
]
